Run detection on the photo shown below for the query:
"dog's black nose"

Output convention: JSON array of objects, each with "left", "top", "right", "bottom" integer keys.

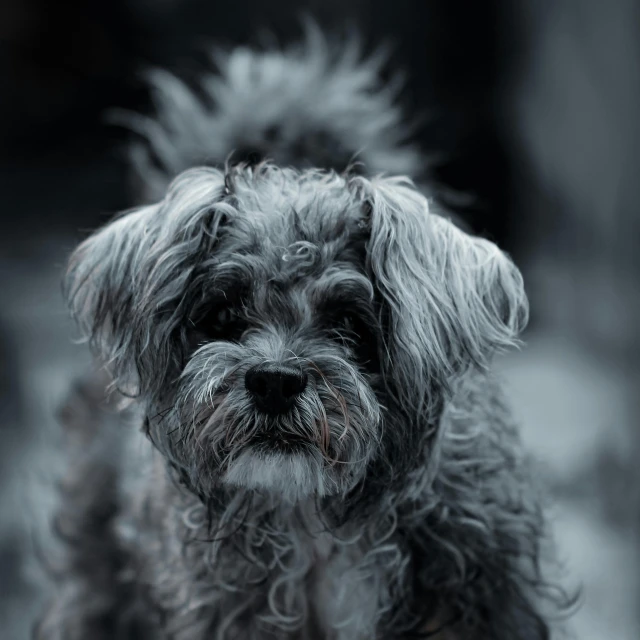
[{"left": 245, "top": 364, "right": 308, "bottom": 414}]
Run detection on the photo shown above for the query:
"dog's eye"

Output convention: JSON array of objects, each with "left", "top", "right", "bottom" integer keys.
[
  {"left": 214, "top": 308, "right": 234, "bottom": 328},
  {"left": 326, "top": 309, "right": 379, "bottom": 370},
  {"left": 328, "top": 312, "right": 364, "bottom": 343},
  {"left": 191, "top": 306, "right": 247, "bottom": 343},
  {"left": 338, "top": 313, "right": 357, "bottom": 334}
]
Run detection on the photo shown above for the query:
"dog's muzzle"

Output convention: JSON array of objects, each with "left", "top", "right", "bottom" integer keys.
[{"left": 245, "top": 363, "right": 308, "bottom": 414}]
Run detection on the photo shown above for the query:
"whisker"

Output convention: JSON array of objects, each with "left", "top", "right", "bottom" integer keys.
[{"left": 304, "top": 359, "right": 352, "bottom": 443}]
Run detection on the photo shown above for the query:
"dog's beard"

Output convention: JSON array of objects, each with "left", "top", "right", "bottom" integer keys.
[{"left": 148, "top": 337, "right": 382, "bottom": 502}]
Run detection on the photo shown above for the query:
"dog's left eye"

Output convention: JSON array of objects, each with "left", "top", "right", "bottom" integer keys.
[
  {"left": 329, "top": 312, "right": 363, "bottom": 342},
  {"left": 326, "top": 309, "right": 379, "bottom": 370},
  {"left": 338, "top": 313, "right": 357, "bottom": 334},
  {"left": 214, "top": 308, "right": 235, "bottom": 328}
]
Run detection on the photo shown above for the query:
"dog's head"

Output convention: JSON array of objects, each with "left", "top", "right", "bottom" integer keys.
[{"left": 66, "top": 164, "right": 527, "bottom": 503}]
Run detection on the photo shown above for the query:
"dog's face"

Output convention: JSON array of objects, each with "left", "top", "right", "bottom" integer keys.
[{"left": 66, "top": 165, "right": 527, "bottom": 503}]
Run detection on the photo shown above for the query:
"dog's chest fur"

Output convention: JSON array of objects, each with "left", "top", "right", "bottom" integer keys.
[
  {"left": 118, "top": 441, "right": 394, "bottom": 639},
  {"left": 306, "top": 520, "right": 386, "bottom": 639}
]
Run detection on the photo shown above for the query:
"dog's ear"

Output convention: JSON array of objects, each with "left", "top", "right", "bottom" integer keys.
[
  {"left": 365, "top": 177, "right": 528, "bottom": 416},
  {"left": 65, "top": 167, "right": 229, "bottom": 394}
]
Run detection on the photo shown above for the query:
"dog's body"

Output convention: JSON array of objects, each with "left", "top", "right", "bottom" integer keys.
[{"left": 37, "top": 34, "right": 567, "bottom": 640}]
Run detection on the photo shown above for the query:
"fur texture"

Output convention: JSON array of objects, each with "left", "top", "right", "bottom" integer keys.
[
  {"left": 116, "top": 25, "right": 421, "bottom": 202},
  {"left": 37, "top": 33, "right": 571, "bottom": 640}
]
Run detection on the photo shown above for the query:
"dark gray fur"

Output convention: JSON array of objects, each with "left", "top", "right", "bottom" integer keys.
[{"left": 37, "top": 34, "right": 572, "bottom": 640}]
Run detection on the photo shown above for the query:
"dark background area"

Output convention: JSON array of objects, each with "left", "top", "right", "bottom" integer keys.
[{"left": 1, "top": 1, "right": 639, "bottom": 638}]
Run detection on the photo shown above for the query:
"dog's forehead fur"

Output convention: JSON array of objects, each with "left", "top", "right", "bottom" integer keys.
[
  {"left": 212, "top": 168, "right": 371, "bottom": 303},
  {"left": 226, "top": 168, "right": 366, "bottom": 248}
]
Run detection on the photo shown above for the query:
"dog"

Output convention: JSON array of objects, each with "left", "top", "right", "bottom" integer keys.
[{"left": 36, "top": 31, "right": 569, "bottom": 640}]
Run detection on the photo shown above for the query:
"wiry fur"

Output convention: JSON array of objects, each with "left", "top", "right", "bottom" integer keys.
[
  {"left": 38, "top": 34, "right": 572, "bottom": 640},
  {"left": 117, "top": 26, "right": 421, "bottom": 202}
]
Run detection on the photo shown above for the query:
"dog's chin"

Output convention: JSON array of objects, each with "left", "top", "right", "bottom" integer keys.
[{"left": 222, "top": 445, "right": 334, "bottom": 503}]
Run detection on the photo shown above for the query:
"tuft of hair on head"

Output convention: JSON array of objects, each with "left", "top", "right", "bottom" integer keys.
[
  {"left": 363, "top": 175, "right": 529, "bottom": 419},
  {"left": 110, "top": 21, "right": 422, "bottom": 202}
]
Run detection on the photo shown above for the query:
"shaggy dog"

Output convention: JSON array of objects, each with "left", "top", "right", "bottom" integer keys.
[{"left": 37, "top": 32, "right": 568, "bottom": 640}]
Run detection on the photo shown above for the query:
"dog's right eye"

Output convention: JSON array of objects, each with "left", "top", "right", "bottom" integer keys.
[
  {"left": 191, "top": 306, "right": 247, "bottom": 343},
  {"left": 214, "top": 308, "right": 234, "bottom": 328}
]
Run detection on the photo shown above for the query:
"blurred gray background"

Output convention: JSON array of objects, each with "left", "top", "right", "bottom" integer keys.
[{"left": 1, "top": 1, "right": 639, "bottom": 638}]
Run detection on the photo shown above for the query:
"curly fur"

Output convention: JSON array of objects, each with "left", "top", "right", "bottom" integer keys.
[{"left": 37, "top": 32, "right": 572, "bottom": 640}]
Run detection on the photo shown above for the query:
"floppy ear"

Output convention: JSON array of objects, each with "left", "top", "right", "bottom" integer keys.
[
  {"left": 65, "top": 167, "right": 229, "bottom": 394},
  {"left": 365, "top": 177, "right": 528, "bottom": 416}
]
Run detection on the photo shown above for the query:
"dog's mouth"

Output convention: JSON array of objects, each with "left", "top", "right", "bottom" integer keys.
[
  {"left": 247, "top": 430, "right": 314, "bottom": 450},
  {"left": 176, "top": 385, "right": 380, "bottom": 500},
  {"left": 220, "top": 417, "right": 335, "bottom": 500},
  {"left": 247, "top": 430, "right": 312, "bottom": 454},
  {"left": 187, "top": 396, "right": 328, "bottom": 460}
]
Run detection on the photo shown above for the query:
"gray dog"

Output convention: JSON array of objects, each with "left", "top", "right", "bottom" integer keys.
[{"left": 37, "top": 33, "right": 570, "bottom": 640}]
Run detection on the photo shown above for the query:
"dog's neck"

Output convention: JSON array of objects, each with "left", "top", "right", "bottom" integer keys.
[{"left": 165, "top": 460, "right": 436, "bottom": 560}]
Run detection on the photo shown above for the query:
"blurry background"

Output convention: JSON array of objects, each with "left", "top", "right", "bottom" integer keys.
[{"left": 0, "top": 1, "right": 638, "bottom": 638}]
